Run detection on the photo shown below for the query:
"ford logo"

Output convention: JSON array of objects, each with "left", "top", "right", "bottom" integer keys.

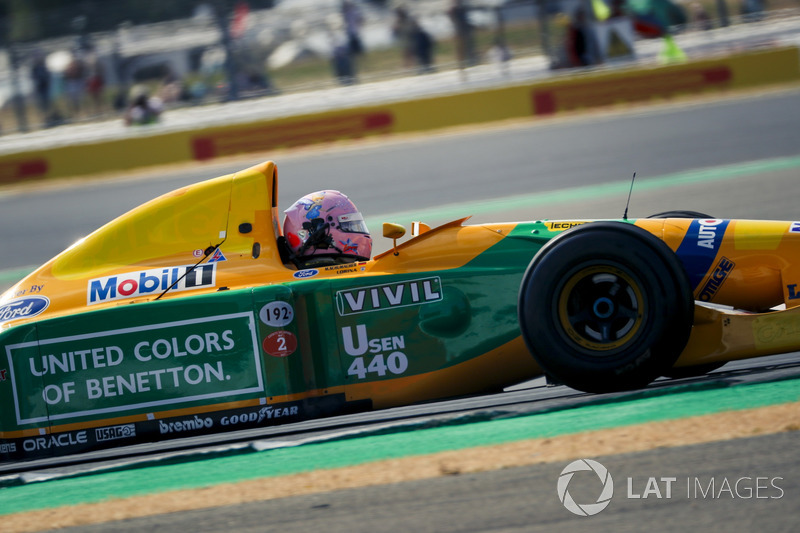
[
  {"left": 293, "top": 269, "right": 319, "bottom": 279},
  {"left": 0, "top": 296, "right": 50, "bottom": 324}
]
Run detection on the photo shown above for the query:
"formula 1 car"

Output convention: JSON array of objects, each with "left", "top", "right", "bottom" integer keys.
[{"left": 2, "top": 160, "right": 799, "bottom": 462}]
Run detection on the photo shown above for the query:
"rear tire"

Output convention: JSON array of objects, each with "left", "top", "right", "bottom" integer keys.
[
  {"left": 518, "top": 222, "right": 693, "bottom": 393},
  {"left": 647, "top": 210, "right": 712, "bottom": 219}
]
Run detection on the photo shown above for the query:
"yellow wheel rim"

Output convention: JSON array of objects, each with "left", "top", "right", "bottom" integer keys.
[{"left": 557, "top": 264, "right": 646, "bottom": 352}]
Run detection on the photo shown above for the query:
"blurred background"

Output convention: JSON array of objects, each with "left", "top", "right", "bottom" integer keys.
[{"left": 1, "top": 0, "right": 797, "bottom": 133}]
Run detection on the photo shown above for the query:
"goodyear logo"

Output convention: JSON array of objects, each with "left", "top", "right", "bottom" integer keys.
[
  {"left": 698, "top": 257, "right": 734, "bottom": 302},
  {"left": 336, "top": 277, "right": 442, "bottom": 316},
  {"left": 87, "top": 264, "right": 216, "bottom": 305}
]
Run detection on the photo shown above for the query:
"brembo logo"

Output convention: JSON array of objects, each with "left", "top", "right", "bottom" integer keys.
[
  {"left": 0, "top": 296, "right": 50, "bottom": 324},
  {"left": 87, "top": 264, "right": 216, "bottom": 305}
]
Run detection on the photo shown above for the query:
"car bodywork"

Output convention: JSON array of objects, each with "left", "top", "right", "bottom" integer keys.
[{"left": 2, "top": 160, "right": 800, "bottom": 462}]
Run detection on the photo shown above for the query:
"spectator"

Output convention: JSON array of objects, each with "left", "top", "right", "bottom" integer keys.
[
  {"left": 741, "top": 0, "right": 765, "bottom": 22},
  {"left": 85, "top": 56, "right": 105, "bottom": 115},
  {"left": 565, "top": 7, "right": 592, "bottom": 67},
  {"left": 690, "top": 2, "right": 712, "bottom": 30},
  {"left": 30, "top": 51, "right": 52, "bottom": 119},
  {"left": 341, "top": 0, "right": 364, "bottom": 57},
  {"left": 160, "top": 71, "right": 184, "bottom": 103},
  {"left": 63, "top": 52, "right": 86, "bottom": 117},
  {"left": 332, "top": 35, "right": 357, "bottom": 85},
  {"left": 124, "top": 86, "right": 163, "bottom": 126},
  {"left": 449, "top": 0, "right": 477, "bottom": 67},
  {"left": 392, "top": 6, "right": 435, "bottom": 73}
]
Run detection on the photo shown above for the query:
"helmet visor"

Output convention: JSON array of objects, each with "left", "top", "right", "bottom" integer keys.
[{"left": 338, "top": 212, "right": 369, "bottom": 234}]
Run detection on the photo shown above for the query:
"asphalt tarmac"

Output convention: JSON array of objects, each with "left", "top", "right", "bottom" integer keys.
[{"left": 48, "top": 430, "right": 799, "bottom": 533}]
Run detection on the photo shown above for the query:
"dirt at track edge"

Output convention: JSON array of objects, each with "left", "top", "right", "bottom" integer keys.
[{"left": 3, "top": 401, "right": 799, "bottom": 533}]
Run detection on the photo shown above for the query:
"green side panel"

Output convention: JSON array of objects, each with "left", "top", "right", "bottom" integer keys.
[
  {"left": 252, "top": 285, "right": 300, "bottom": 399},
  {"left": 1, "top": 325, "right": 42, "bottom": 432},
  {"left": 333, "top": 275, "right": 449, "bottom": 382},
  {"left": 3, "top": 289, "right": 266, "bottom": 430},
  {"left": 328, "top": 227, "right": 549, "bottom": 386}
]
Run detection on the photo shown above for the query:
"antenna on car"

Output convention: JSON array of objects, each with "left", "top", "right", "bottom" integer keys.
[
  {"left": 623, "top": 172, "right": 636, "bottom": 221},
  {"left": 155, "top": 243, "right": 222, "bottom": 301}
]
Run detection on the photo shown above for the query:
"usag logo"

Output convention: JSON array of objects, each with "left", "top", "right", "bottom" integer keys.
[
  {"left": 336, "top": 277, "right": 442, "bottom": 316},
  {"left": 95, "top": 424, "right": 136, "bottom": 442}
]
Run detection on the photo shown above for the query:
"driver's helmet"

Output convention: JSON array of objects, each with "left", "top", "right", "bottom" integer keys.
[{"left": 283, "top": 190, "right": 371, "bottom": 264}]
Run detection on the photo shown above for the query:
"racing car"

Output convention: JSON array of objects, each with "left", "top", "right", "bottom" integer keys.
[{"left": 2, "top": 159, "right": 799, "bottom": 462}]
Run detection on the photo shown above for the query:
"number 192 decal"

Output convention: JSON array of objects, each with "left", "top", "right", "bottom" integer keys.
[{"left": 260, "top": 301, "right": 294, "bottom": 327}]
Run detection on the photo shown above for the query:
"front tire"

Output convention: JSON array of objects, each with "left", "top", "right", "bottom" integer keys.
[
  {"left": 647, "top": 210, "right": 727, "bottom": 378},
  {"left": 518, "top": 222, "right": 693, "bottom": 393}
]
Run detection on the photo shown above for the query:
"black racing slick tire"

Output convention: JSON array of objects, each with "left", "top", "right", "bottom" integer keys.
[
  {"left": 646, "top": 210, "right": 712, "bottom": 219},
  {"left": 662, "top": 362, "right": 726, "bottom": 379},
  {"left": 646, "top": 211, "right": 727, "bottom": 378},
  {"left": 518, "top": 222, "right": 694, "bottom": 393}
]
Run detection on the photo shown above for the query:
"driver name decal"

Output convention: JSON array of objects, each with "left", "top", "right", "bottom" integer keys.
[
  {"left": 87, "top": 264, "right": 217, "bottom": 305},
  {"left": 335, "top": 277, "right": 442, "bottom": 316},
  {"left": 5, "top": 312, "right": 263, "bottom": 425}
]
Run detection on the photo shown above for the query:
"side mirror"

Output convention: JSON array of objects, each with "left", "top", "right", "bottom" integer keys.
[{"left": 383, "top": 222, "right": 406, "bottom": 256}]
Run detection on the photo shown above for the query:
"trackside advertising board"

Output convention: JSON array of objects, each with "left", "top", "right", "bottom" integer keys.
[{"left": 5, "top": 312, "right": 264, "bottom": 425}]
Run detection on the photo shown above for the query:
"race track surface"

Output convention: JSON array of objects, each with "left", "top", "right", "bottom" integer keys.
[{"left": 51, "top": 431, "right": 800, "bottom": 533}]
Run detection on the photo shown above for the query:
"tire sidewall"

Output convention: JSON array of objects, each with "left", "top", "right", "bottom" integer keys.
[{"left": 518, "top": 222, "right": 693, "bottom": 392}]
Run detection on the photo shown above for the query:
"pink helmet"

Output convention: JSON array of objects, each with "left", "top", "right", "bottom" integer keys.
[{"left": 283, "top": 190, "right": 372, "bottom": 263}]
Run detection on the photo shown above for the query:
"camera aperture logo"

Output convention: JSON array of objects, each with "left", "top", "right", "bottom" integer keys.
[
  {"left": 557, "top": 459, "right": 785, "bottom": 517},
  {"left": 557, "top": 459, "right": 614, "bottom": 516}
]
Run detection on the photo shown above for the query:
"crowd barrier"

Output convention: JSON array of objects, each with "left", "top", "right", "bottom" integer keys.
[{"left": 1, "top": 46, "right": 798, "bottom": 183}]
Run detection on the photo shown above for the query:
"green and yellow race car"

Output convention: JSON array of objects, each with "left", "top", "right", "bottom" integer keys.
[{"left": 2, "top": 160, "right": 799, "bottom": 461}]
